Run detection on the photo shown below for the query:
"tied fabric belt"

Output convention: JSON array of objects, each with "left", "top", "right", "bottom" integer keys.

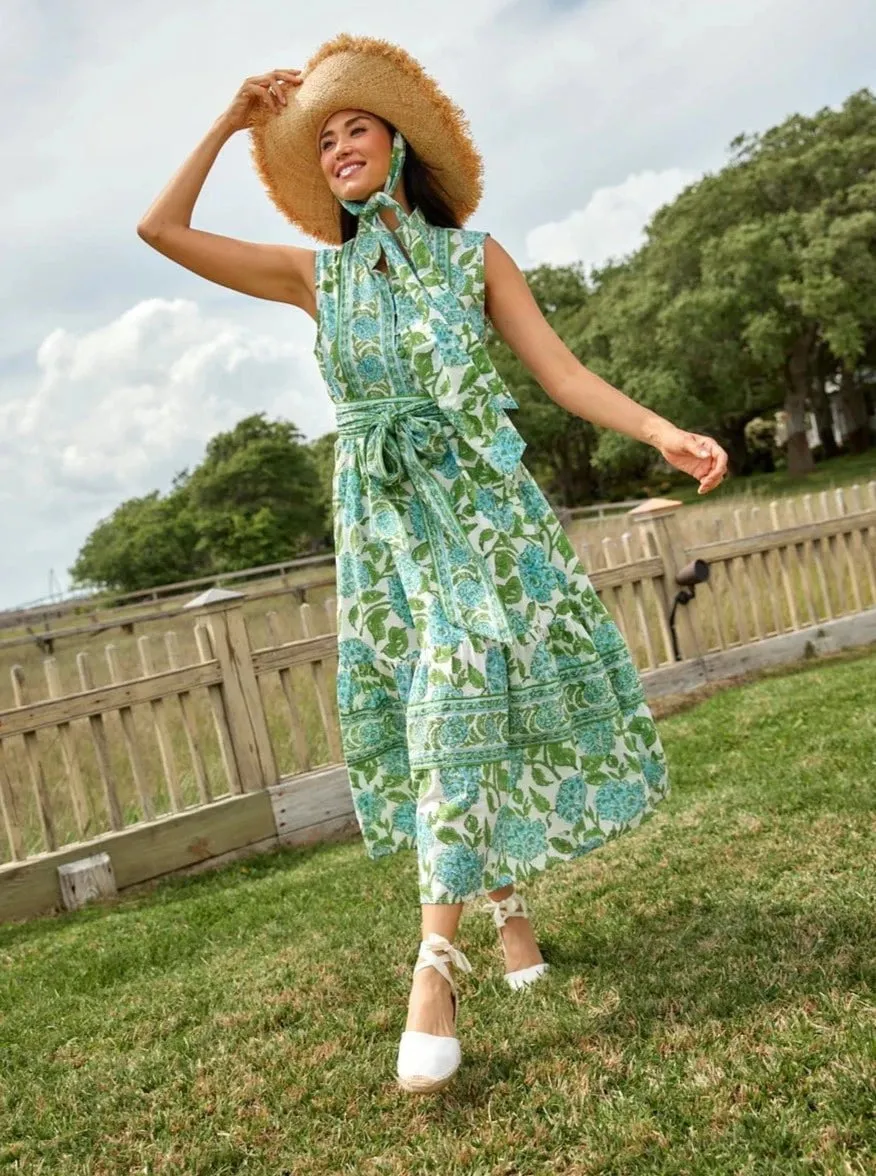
[{"left": 335, "top": 395, "right": 515, "bottom": 646}]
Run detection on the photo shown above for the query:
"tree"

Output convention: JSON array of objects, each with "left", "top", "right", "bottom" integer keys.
[
  {"left": 69, "top": 484, "right": 205, "bottom": 593},
  {"left": 306, "top": 429, "right": 338, "bottom": 546},
  {"left": 636, "top": 89, "right": 876, "bottom": 475},
  {"left": 69, "top": 415, "right": 330, "bottom": 593},
  {"left": 185, "top": 414, "right": 326, "bottom": 569}
]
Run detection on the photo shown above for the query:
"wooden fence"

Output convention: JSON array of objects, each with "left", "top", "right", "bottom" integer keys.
[{"left": 2, "top": 488, "right": 875, "bottom": 924}]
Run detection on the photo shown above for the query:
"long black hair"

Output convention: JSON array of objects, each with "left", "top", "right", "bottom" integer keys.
[{"left": 338, "top": 117, "right": 461, "bottom": 244}]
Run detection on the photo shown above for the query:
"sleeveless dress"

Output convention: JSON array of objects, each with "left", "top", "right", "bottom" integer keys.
[{"left": 313, "top": 219, "right": 671, "bottom": 905}]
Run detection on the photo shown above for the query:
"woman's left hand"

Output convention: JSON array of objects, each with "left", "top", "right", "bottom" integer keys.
[{"left": 651, "top": 424, "right": 729, "bottom": 495}]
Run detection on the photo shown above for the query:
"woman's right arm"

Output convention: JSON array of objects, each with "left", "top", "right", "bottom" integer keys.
[{"left": 136, "top": 69, "right": 317, "bottom": 318}]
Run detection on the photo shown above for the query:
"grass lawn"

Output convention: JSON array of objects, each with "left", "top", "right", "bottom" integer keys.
[{"left": 1, "top": 648, "right": 874, "bottom": 1175}]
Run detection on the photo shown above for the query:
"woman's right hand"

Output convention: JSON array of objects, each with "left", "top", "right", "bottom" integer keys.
[{"left": 220, "top": 69, "right": 303, "bottom": 134}]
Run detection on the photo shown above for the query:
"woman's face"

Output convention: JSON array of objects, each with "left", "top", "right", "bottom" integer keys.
[{"left": 318, "top": 109, "right": 393, "bottom": 204}]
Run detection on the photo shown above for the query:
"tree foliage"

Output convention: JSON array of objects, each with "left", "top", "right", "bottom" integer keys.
[{"left": 70, "top": 415, "right": 326, "bottom": 593}]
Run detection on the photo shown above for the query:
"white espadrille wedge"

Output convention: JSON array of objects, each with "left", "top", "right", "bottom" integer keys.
[
  {"left": 482, "top": 891, "right": 550, "bottom": 991},
  {"left": 396, "top": 931, "right": 473, "bottom": 1094}
]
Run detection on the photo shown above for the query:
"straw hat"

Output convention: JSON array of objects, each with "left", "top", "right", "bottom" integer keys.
[{"left": 248, "top": 33, "right": 484, "bottom": 245}]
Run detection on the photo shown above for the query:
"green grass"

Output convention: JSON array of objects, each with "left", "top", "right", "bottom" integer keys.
[{"left": 1, "top": 649, "right": 874, "bottom": 1175}]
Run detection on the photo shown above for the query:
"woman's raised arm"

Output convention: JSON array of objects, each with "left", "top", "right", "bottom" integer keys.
[
  {"left": 136, "top": 69, "right": 317, "bottom": 318},
  {"left": 484, "top": 235, "right": 728, "bottom": 494}
]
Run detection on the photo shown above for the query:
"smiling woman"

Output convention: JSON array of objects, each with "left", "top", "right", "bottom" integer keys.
[{"left": 136, "top": 31, "right": 728, "bottom": 1095}]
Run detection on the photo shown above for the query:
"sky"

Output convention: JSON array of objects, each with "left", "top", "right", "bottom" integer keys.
[{"left": 2, "top": 0, "right": 874, "bottom": 610}]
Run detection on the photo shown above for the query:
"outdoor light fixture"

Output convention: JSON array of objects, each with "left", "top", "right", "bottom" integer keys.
[{"left": 669, "top": 559, "right": 710, "bottom": 661}]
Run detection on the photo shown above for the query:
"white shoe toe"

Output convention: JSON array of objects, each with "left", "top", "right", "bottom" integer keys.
[
  {"left": 397, "top": 1030, "right": 461, "bottom": 1092},
  {"left": 505, "top": 962, "right": 550, "bottom": 990}
]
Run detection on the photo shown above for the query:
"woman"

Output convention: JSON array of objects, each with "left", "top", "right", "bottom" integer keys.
[{"left": 137, "top": 33, "right": 728, "bottom": 1094}]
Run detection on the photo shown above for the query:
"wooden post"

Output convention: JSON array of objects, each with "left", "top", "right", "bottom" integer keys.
[
  {"left": 193, "top": 623, "right": 241, "bottom": 796},
  {"left": 184, "top": 589, "right": 277, "bottom": 792},
  {"left": 57, "top": 852, "right": 117, "bottom": 912},
  {"left": 629, "top": 498, "right": 706, "bottom": 661}
]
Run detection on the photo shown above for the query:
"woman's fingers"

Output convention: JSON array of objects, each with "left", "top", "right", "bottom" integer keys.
[
  {"left": 252, "top": 79, "right": 283, "bottom": 110},
  {"left": 252, "top": 70, "right": 303, "bottom": 109}
]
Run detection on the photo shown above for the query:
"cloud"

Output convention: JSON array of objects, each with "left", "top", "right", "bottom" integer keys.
[
  {"left": 0, "top": 297, "right": 331, "bottom": 600},
  {"left": 525, "top": 167, "right": 698, "bottom": 270}
]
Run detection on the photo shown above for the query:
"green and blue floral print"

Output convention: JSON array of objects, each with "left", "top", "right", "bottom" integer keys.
[{"left": 313, "top": 132, "right": 670, "bottom": 904}]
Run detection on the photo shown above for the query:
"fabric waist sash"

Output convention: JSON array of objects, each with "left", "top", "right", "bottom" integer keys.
[{"left": 335, "top": 396, "right": 515, "bottom": 646}]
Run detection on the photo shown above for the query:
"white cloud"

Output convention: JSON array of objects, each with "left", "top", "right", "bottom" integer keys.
[
  {"left": 0, "top": 297, "right": 331, "bottom": 600},
  {"left": 525, "top": 167, "right": 697, "bottom": 270},
  {"left": 5, "top": 297, "right": 327, "bottom": 490}
]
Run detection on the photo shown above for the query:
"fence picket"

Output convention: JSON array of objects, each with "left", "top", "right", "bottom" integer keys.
[
  {"left": 193, "top": 622, "right": 241, "bottom": 795},
  {"left": 75, "top": 653, "right": 124, "bottom": 831},
  {"left": 42, "top": 657, "right": 91, "bottom": 837},
  {"left": 137, "top": 637, "right": 183, "bottom": 812},
  {"left": 264, "top": 610, "right": 312, "bottom": 773},
  {"left": 10, "top": 665, "right": 57, "bottom": 851},
  {"left": 164, "top": 631, "right": 212, "bottom": 805}
]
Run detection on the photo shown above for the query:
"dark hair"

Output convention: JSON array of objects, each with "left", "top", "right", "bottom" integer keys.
[{"left": 338, "top": 117, "right": 461, "bottom": 244}]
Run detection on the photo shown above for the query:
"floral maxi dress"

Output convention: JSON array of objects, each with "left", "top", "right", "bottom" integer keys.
[{"left": 314, "top": 215, "right": 671, "bottom": 905}]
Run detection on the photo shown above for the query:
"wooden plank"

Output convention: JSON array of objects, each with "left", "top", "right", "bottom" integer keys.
[
  {"left": 801, "top": 494, "right": 834, "bottom": 621},
  {"left": 105, "top": 645, "right": 155, "bottom": 821},
  {"left": 0, "top": 662, "right": 222, "bottom": 738},
  {"left": 640, "top": 606, "right": 876, "bottom": 702},
  {"left": 733, "top": 510, "right": 763, "bottom": 640},
  {"left": 686, "top": 506, "right": 876, "bottom": 563},
  {"left": 637, "top": 528, "right": 675, "bottom": 665},
  {"left": 164, "top": 631, "right": 212, "bottom": 805},
  {"left": 225, "top": 608, "right": 278, "bottom": 788},
  {"left": 820, "top": 491, "right": 849, "bottom": 615},
  {"left": 43, "top": 657, "right": 92, "bottom": 838},
  {"left": 703, "top": 518, "right": 729, "bottom": 652},
  {"left": 268, "top": 765, "right": 355, "bottom": 845},
  {"left": 201, "top": 607, "right": 268, "bottom": 792},
  {"left": 588, "top": 556, "right": 663, "bottom": 591},
  {"left": 751, "top": 506, "right": 783, "bottom": 635},
  {"left": 632, "top": 506, "right": 705, "bottom": 660},
  {"left": 264, "top": 610, "right": 311, "bottom": 773},
  {"left": 194, "top": 623, "right": 241, "bottom": 796},
  {"left": 834, "top": 488, "right": 863, "bottom": 613},
  {"left": 0, "top": 740, "right": 25, "bottom": 862},
  {"left": 848, "top": 484, "right": 876, "bottom": 606},
  {"left": 299, "top": 604, "right": 343, "bottom": 763},
  {"left": 621, "top": 533, "right": 657, "bottom": 669},
  {"left": 10, "top": 665, "right": 57, "bottom": 851},
  {"left": 768, "top": 499, "right": 800, "bottom": 631},
  {"left": 137, "top": 637, "right": 183, "bottom": 813},
  {"left": 76, "top": 653, "right": 124, "bottom": 832},
  {"left": 250, "top": 632, "right": 339, "bottom": 675},
  {"left": 0, "top": 789, "right": 278, "bottom": 925},
  {"left": 600, "top": 538, "right": 634, "bottom": 649},
  {"left": 784, "top": 497, "right": 818, "bottom": 627}
]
